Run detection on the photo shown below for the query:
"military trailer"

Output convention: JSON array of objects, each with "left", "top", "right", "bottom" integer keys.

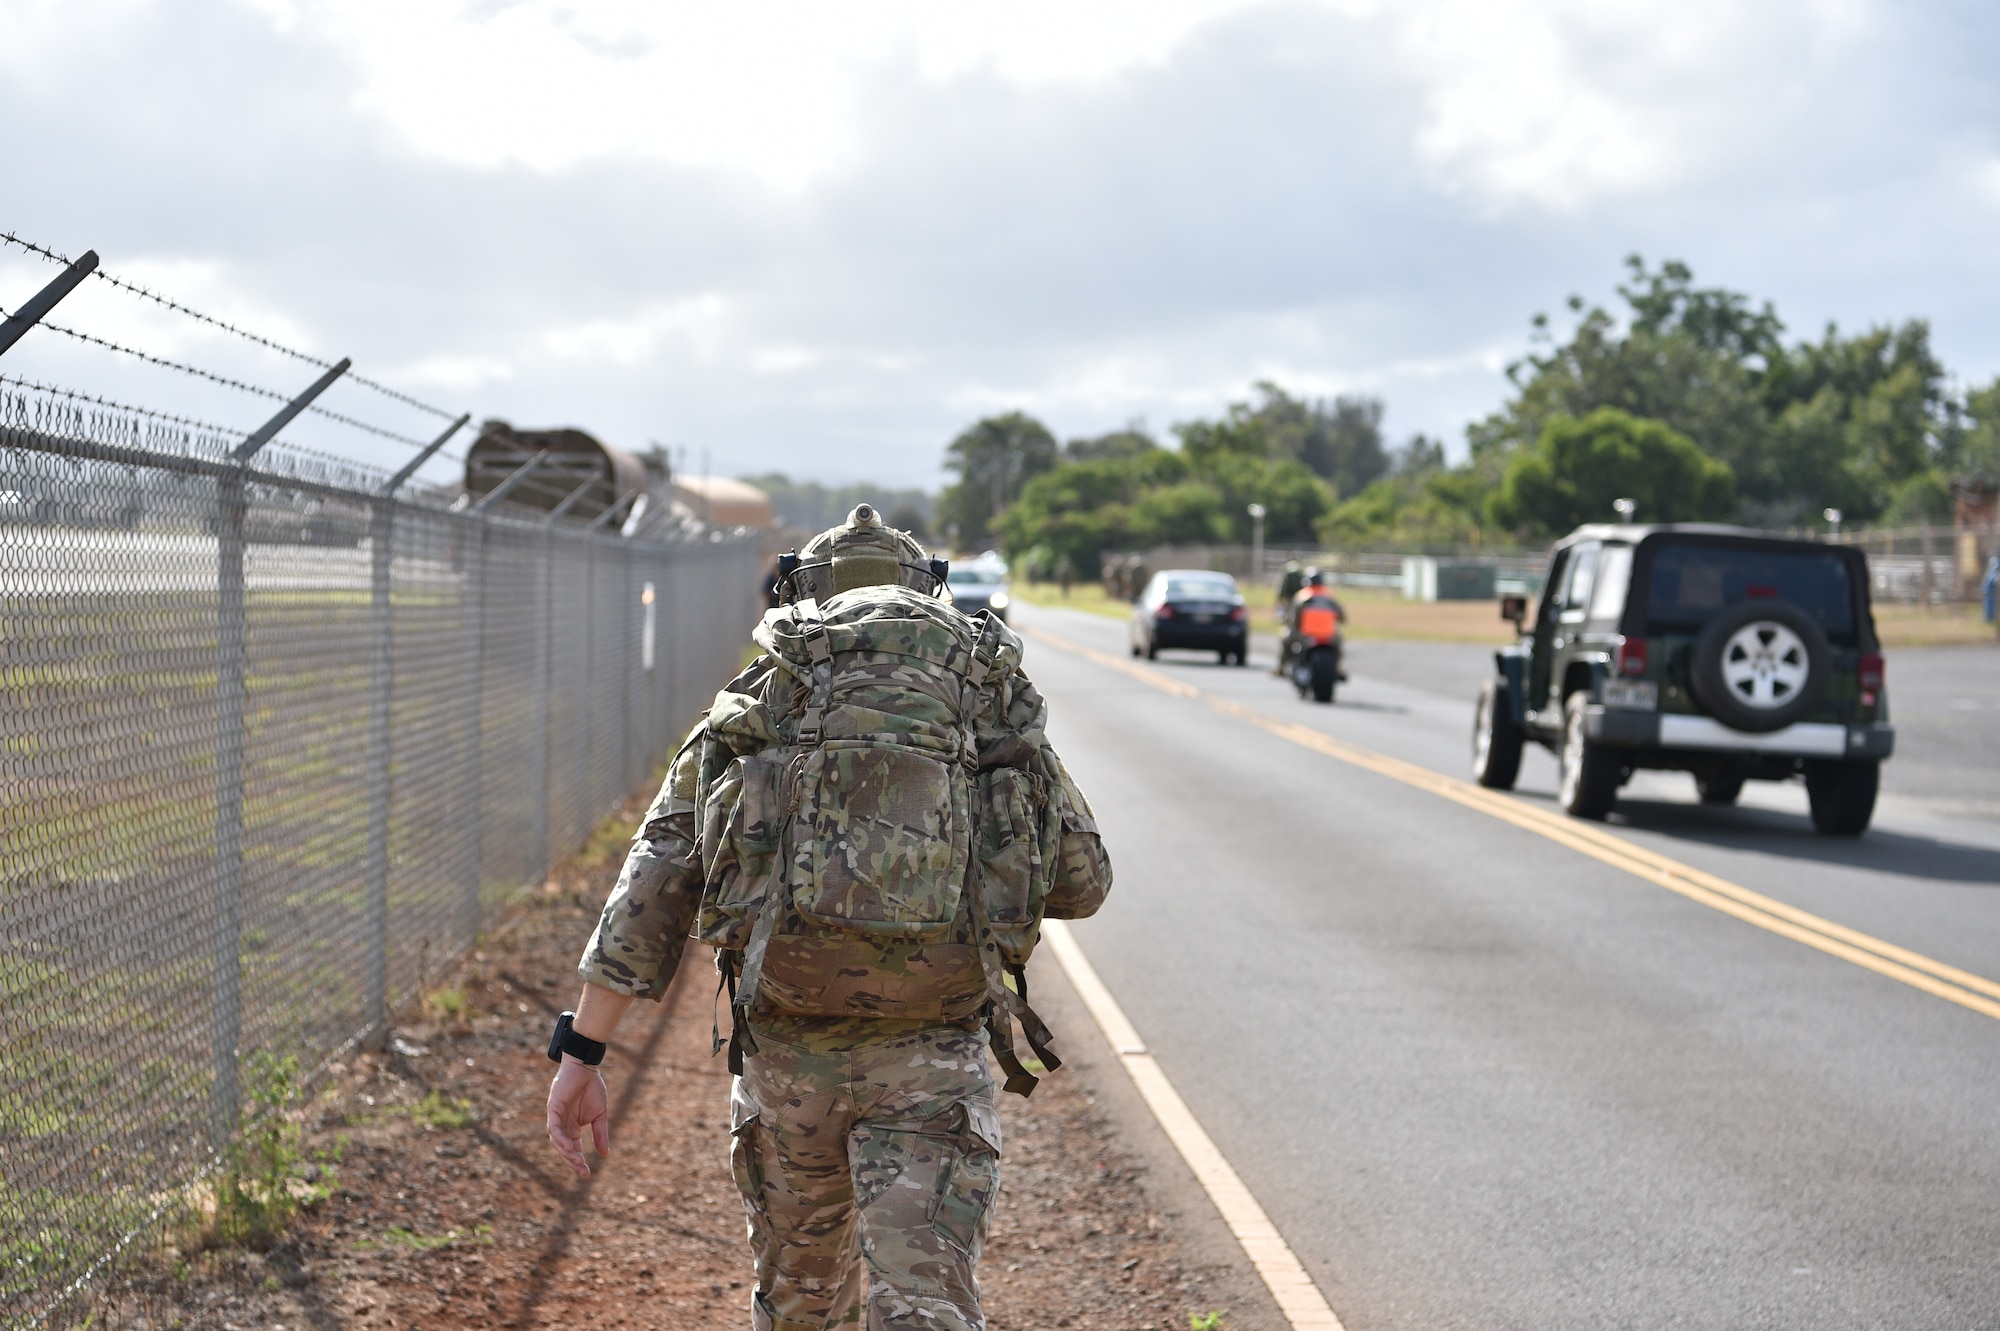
[{"left": 463, "top": 420, "right": 649, "bottom": 522}]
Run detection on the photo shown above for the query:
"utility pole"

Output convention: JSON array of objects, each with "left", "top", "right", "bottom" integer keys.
[
  {"left": 1247, "top": 503, "right": 1267, "bottom": 584},
  {"left": 989, "top": 437, "right": 1007, "bottom": 549}
]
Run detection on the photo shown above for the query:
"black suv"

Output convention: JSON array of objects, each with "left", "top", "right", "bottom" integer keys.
[{"left": 1473, "top": 524, "right": 1893, "bottom": 835}]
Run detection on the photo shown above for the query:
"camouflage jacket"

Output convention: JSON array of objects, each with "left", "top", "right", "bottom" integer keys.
[{"left": 579, "top": 594, "right": 1111, "bottom": 1004}]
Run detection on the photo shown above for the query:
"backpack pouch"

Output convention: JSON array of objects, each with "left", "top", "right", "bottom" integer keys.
[
  {"left": 698, "top": 749, "right": 790, "bottom": 950},
  {"left": 754, "top": 935, "right": 987, "bottom": 1021},
  {"left": 795, "top": 740, "right": 970, "bottom": 939},
  {"left": 975, "top": 765, "right": 1054, "bottom": 966}
]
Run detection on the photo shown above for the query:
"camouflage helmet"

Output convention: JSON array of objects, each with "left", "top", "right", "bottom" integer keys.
[{"left": 778, "top": 503, "right": 945, "bottom": 604}]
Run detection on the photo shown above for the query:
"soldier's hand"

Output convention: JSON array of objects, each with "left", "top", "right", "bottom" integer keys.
[{"left": 546, "top": 1059, "right": 611, "bottom": 1177}]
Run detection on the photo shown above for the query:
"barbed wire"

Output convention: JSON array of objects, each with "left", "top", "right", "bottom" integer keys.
[
  {"left": 0, "top": 371, "right": 455, "bottom": 476},
  {"left": 0, "top": 371, "right": 242, "bottom": 438},
  {"left": 0, "top": 297, "right": 444, "bottom": 450},
  {"left": 1, "top": 230, "right": 462, "bottom": 421}
]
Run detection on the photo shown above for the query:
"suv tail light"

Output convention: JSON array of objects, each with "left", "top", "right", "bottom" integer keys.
[
  {"left": 1155, "top": 604, "right": 1175, "bottom": 619},
  {"left": 1229, "top": 605, "right": 1246, "bottom": 622},
  {"left": 1615, "top": 637, "right": 1648, "bottom": 677},
  {"left": 1859, "top": 652, "right": 1883, "bottom": 706}
]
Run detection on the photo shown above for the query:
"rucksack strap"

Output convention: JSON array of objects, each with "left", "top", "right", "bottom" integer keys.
[
  {"left": 959, "top": 610, "right": 1008, "bottom": 770},
  {"left": 984, "top": 979, "right": 1062, "bottom": 1097},
  {"left": 963, "top": 609, "right": 1005, "bottom": 690},
  {"left": 712, "top": 950, "right": 758, "bottom": 1073},
  {"left": 793, "top": 598, "right": 834, "bottom": 746},
  {"left": 987, "top": 1006, "right": 1039, "bottom": 1097},
  {"left": 964, "top": 824, "right": 1061, "bottom": 1097}
]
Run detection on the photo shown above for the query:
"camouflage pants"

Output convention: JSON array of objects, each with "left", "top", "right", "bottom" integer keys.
[{"left": 730, "top": 1018, "right": 1001, "bottom": 1331}]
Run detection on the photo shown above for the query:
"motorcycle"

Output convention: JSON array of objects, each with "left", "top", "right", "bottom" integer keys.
[{"left": 1284, "top": 595, "right": 1344, "bottom": 704}]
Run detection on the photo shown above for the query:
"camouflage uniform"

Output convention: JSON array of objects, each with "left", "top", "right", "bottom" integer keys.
[{"left": 580, "top": 508, "right": 1110, "bottom": 1331}]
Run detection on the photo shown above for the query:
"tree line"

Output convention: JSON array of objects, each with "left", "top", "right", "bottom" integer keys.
[{"left": 937, "top": 257, "right": 2000, "bottom": 575}]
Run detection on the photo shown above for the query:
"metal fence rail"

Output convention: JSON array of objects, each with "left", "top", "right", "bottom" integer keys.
[{"left": 0, "top": 380, "right": 759, "bottom": 1324}]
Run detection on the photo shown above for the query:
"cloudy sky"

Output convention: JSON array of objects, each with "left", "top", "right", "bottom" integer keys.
[{"left": 3, "top": 0, "right": 1998, "bottom": 488}]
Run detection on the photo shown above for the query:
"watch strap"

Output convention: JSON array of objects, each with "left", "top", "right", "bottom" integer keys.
[{"left": 547, "top": 1011, "right": 607, "bottom": 1066}]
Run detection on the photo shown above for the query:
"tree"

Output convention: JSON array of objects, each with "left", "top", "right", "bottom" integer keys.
[
  {"left": 1760, "top": 320, "right": 1951, "bottom": 523},
  {"left": 1468, "top": 264, "right": 1767, "bottom": 488},
  {"left": 1196, "top": 452, "right": 1334, "bottom": 543},
  {"left": 1316, "top": 467, "right": 1488, "bottom": 547},
  {"left": 998, "top": 450, "right": 1188, "bottom": 577},
  {"left": 1176, "top": 383, "right": 1388, "bottom": 498},
  {"left": 886, "top": 504, "right": 931, "bottom": 540},
  {"left": 1065, "top": 426, "right": 1158, "bottom": 462},
  {"left": 1130, "top": 482, "right": 1230, "bottom": 546},
  {"left": 744, "top": 472, "right": 932, "bottom": 533},
  {"left": 1390, "top": 434, "right": 1446, "bottom": 475},
  {"left": 1956, "top": 377, "right": 2000, "bottom": 481},
  {"left": 937, "top": 412, "right": 1058, "bottom": 547},
  {"left": 1488, "top": 408, "right": 1735, "bottom": 537},
  {"left": 1473, "top": 256, "right": 1958, "bottom": 528}
]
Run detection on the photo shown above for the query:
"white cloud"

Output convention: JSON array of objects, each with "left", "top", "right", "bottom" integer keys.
[
  {"left": 1389, "top": 0, "right": 1874, "bottom": 210},
  {"left": 4, "top": 0, "right": 1996, "bottom": 487},
  {"left": 388, "top": 354, "right": 515, "bottom": 390},
  {"left": 246, "top": 0, "right": 1263, "bottom": 189},
  {"left": 541, "top": 295, "right": 730, "bottom": 366}
]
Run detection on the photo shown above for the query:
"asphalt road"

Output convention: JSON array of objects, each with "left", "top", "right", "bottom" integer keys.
[{"left": 1014, "top": 601, "right": 2000, "bottom": 1330}]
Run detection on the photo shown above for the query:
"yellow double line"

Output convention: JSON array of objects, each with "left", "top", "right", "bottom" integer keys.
[{"left": 1024, "top": 624, "right": 2000, "bottom": 1024}]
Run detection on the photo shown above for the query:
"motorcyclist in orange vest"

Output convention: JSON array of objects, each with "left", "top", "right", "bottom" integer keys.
[{"left": 1279, "top": 570, "right": 1349, "bottom": 698}]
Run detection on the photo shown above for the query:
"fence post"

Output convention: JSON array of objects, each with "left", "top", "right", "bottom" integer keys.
[
  {"left": 460, "top": 514, "right": 487, "bottom": 944},
  {"left": 584, "top": 532, "right": 597, "bottom": 817},
  {"left": 0, "top": 249, "right": 98, "bottom": 358},
  {"left": 361, "top": 415, "right": 467, "bottom": 1047},
  {"left": 534, "top": 526, "right": 552, "bottom": 879},
  {"left": 461, "top": 452, "right": 547, "bottom": 924},
  {"left": 211, "top": 466, "right": 247, "bottom": 1153},
  {"left": 620, "top": 546, "right": 635, "bottom": 793},
  {"left": 361, "top": 496, "right": 394, "bottom": 1044},
  {"left": 1922, "top": 523, "right": 1935, "bottom": 608},
  {"left": 210, "top": 359, "right": 349, "bottom": 1153}
]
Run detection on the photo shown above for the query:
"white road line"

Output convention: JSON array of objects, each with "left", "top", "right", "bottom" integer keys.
[{"left": 1041, "top": 919, "right": 1347, "bottom": 1331}]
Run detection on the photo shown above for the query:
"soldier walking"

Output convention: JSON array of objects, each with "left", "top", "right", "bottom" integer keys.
[{"left": 547, "top": 504, "right": 1113, "bottom": 1330}]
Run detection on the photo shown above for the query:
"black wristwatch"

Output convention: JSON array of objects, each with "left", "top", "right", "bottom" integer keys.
[{"left": 546, "top": 1011, "right": 607, "bottom": 1067}]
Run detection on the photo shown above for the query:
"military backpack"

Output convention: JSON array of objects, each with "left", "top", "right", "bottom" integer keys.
[{"left": 696, "top": 584, "right": 1064, "bottom": 1093}]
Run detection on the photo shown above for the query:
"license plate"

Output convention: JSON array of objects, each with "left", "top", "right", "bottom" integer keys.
[
  {"left": 1602, "top": 679, "right": 1658, "bottom": 710},
  {"left": 1190, "top": 613, "right": 1214, "bottom": 623}
]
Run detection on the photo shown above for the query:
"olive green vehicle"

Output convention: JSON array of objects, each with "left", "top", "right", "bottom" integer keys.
[{"left": 1473, "top": 524, "right": 1893, "bottom": 835}]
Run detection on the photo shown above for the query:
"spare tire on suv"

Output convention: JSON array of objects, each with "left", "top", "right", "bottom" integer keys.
[{"left": 1690, "top": 597, "right": 1830, "bottom": 733}]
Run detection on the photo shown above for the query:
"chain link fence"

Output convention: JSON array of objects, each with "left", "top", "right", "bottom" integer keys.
[
  {"left": 1824, "top": 522, "right": 1998, "bottom": 603},
  {"left": 0, "top": 379, "right": 760, "bottom": 1325}
]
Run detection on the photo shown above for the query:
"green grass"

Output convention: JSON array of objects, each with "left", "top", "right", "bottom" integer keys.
[
  {"left": 404, "top": 1090, "right": 477, "bottom": 1130},
  {"left": 1010, "top": 582, "right": 1131, "bottom": 619},
  {"left": 426, "top": 986, "right": 469, "bottom": 1021},
  {"left": 354, "top": 1223, "right": 493, "bottom": 1253}
]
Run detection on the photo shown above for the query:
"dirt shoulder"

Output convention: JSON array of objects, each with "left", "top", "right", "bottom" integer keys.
[{"left": 92, "top": 793, "right": 1283, "bottom": 1331}]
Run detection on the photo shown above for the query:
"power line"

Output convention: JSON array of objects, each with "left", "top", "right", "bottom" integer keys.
[{"left": 1, "top": 230, "right": 461, "bottom": 421}]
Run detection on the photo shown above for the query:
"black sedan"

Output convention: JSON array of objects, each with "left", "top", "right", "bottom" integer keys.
[{"left": 1129, "top": 569, "right": 1248, "bottom": 664}]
